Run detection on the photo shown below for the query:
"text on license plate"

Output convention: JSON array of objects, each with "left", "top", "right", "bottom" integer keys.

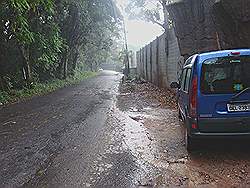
[{"left": 227, "top": 103, "right": 250, "bottom": 112}]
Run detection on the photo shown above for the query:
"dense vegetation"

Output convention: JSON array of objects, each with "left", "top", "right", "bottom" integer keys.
[{"left": 0, "top": 0, "right": 122, "bottom": 103}]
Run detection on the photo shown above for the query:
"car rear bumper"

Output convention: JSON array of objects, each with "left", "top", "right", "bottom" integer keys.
[
  {"left": 187, "top": 116, "right": 250, "bottom": 138},
  {"left": 190, "top": 132, "right": 250, "bottom": 138}
]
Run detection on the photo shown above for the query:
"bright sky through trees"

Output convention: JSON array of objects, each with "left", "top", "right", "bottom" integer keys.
[{"left": 116, "top": 0, "right": 164, "bottom": 50}]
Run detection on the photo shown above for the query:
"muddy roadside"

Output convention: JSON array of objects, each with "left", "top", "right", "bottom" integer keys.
[{"left": 117, "top": 80, "right": 250, "bottom": 187}]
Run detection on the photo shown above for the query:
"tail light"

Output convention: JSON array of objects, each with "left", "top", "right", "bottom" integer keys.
[
  {"left": 190, "top": 76, "right": 198, "bottom": 117},
  {"left": 192, "top": 123, "right": 198, "bottom": 129}
]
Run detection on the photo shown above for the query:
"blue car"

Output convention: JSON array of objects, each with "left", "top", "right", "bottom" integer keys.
[{"left": 171, "top": 49, "right": 250, "bottom": 151}]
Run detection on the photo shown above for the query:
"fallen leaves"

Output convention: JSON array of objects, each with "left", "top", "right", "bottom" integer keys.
[{"left": 121, "top": 80, "right": 177, "bottom": 109}]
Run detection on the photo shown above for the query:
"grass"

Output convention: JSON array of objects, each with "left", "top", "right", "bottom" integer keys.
[{"left": 0, "top": 71, "right": 97, "bottom": 105}]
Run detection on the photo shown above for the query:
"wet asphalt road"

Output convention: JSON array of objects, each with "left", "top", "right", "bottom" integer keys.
[
  {"left": 0, "top": 71, "right": 132, "bottom": 187},
  {"left": 1, "top": 70, "right": 250, "bottom": 188}
]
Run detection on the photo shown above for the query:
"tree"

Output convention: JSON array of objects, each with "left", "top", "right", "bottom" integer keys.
[
  {"left": 55, "top": 0, "right": 122, "bottom": 77},
  {"left": 125, "top": 0, "right": 174, "bottom": 31},
  {"left": 0, "top": 0, "right": 64, "bottom": 87},
  {"left": 0, "top": 0, "right": 122, "bottom": 92}
]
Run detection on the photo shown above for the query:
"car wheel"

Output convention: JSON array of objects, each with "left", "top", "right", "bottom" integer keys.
[{"left": 185, "top": 128, "right": 197, "bottom": 152}]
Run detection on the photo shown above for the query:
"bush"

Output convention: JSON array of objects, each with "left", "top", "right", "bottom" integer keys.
[{"left": 0, "top": 71, "right": 97, "bottom": 105}]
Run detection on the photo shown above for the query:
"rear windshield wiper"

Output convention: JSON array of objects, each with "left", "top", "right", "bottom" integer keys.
[{"left": 231, "top": 87, "right": 250, "bottom": 101}]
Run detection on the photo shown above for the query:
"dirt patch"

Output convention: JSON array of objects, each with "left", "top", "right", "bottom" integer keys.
[
  {"left": 117, "top": 80, "right": 177, "bottom": 112},
  {"left": 117, "top": 80, "right": 250, "bottom": 187}
]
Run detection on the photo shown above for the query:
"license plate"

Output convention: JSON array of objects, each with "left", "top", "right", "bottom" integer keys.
[{"left": 227, "top": 103, "right": 250, "bottom": 112}]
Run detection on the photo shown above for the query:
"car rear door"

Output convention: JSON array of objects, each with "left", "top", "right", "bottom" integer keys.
[{"left": 198, "top": 55, "right": 250, "bottom": 133}]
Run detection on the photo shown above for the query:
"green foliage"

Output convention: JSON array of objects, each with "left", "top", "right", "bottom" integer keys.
[
  {"left": 0, "top": 91, "right": 11, "bottom": 104},
  {"left": 0, "top": 0, "right": 122, "bottom": 96},
  {"left": 10, "top": 0, "right": 34, "bottom": 44},
  {"left": 9, "top": 0, "right": 55, "bottom": 44},
  {"left": 0, "top": 71, "right": 97, "bottom": 105}
]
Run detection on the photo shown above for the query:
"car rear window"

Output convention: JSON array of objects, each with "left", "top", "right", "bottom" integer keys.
[{"left": 201, "top": 56, "right": 250, "bottom": 94}]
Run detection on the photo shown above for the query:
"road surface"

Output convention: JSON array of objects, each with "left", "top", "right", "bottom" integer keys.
[
  {"left": 1, "top": 71, "right": 127, "bottom": 187},
  {"left": 1, "top": 70, "right": 250, "bottom": 188}
]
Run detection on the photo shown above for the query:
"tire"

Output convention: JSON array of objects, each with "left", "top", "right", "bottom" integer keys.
[{"left": 185, "top": 128, "right": 197, "bottom": 152}]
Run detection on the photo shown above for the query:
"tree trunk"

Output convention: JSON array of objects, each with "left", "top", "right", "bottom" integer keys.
[
  {"left": 161, "top": 0, "right": 170, "bottom": 57},
  {"left": 160, "top": 0, "right": 170, "bottom": 32},
  {"left": 20, "top": 45, "right": 32, "bottom": 86},
  {"left": 72, "top": 47, "right": 79, "bottom": 73},
  {"left": 60, "top": 49, "right": 69, "bottom": 79},
  {"left": 63, "top": 52, "right": 68, "bottom": 79},
  {"left": 0, "top": 76, "right": 5, "bottom": 91},
  {"left": 90, "top": 61, "right": 93, "bottom": 72}
]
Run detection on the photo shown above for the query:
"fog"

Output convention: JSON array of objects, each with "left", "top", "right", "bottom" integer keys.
[{"left": 116, "top": 0, "right": 164, "bottom": 50}]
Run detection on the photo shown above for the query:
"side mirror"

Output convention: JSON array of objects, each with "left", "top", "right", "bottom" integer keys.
[{"left": 170, "top": 82, "right": 180, "bottom": 89}]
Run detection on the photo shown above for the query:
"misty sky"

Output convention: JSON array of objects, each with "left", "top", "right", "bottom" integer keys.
[{"left": 116, "top": 0, "right": 164, "bottom": 50}]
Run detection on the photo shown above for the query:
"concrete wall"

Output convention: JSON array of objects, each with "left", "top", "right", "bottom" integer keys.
[
  {"left": 167, "top": 28, "right": 181, "bottom": 85},
  {"left": 146, "top": 44, "right": 151, "bottom": 82},
  {"left": 143, "top": 47, "right": 147, "bottom": 80},
  {"left": 151, "top": 38, "right": 159, "bottom": 86},
  {"left": 136, "top": 28, "right": 182, "bottom": 88},
  {"left": 129, "top": 51, "right": 137, "bottom": 69},
  {"left": 158, "top": 33, "right": 168, "bottom": 87},
  {"left": 140, "top": 49, "right": 144, "bottom": 78},
  {"left": 140, "top": 48, "right": 144, "bottom": 78}
]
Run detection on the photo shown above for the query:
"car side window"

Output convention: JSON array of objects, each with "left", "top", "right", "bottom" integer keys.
[
  {"left": 180, "top": 69, "right": 187, "bottom": 91},
  {"left": 184, "top": 69, "right": 192, "bottom": 92},
  {"left": 184, "top": 57, "right": 193, "bottom": 67}
]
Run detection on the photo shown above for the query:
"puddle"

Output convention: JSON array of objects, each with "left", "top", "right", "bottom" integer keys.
[
  {"left": 112, "top": 106, "right": 173, "bottom": 172},
  {"left": 142, "top": 107, "right": 153, "bottom": 111},
  {"left": 122, "top": 116, "right": 154, "bottom": 163},
  {"left": 119, "top": 93, "right": 132, "bottom": 96},
  {"left": 129, "top": 107, "right": 140, "bottom": 112}
]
